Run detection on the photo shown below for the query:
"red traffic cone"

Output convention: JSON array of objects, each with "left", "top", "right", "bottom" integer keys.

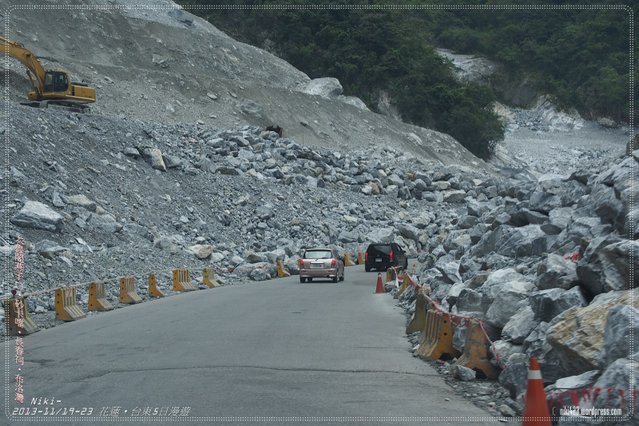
[
  {"left": 523, "top": 357, "right": 552, "bottom": 425},
  {"left": 375, "top": 273, "right": 385, "bottom": 294}
]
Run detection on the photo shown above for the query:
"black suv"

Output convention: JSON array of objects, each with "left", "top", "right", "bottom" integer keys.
[{"left": 365, "top": 243, "right": 408, "bottom": 272}]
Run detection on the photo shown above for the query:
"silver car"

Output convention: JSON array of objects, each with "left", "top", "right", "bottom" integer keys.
[{"left": 298, "top": 247, "right": 345, "bottom": 283}]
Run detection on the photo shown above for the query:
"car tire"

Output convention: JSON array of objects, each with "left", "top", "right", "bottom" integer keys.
[
  {"left": 365, "top": 265, "right": 370, "bottom": 272},
  {"left": 307, "top": 277, "right": 312, "bottom": 282},
  {"left": 299, "top": 277, "right": 306, "bottom": 283}
]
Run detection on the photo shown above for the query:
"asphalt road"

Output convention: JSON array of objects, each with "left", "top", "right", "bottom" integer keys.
[{"left": 2, "top": 266, "right": 499, "bottom": 425}]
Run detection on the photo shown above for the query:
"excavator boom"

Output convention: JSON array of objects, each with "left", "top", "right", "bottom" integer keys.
[{"left": 1, "top": 36, "right": 46, "bottom": 96}]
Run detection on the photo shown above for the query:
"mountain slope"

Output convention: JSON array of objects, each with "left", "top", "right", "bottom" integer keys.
[{"left": 1, "top": 0, "right": 489, "bottom": 170}]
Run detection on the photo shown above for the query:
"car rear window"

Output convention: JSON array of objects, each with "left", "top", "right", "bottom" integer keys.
[
  {"left": 304, "top": 250, "right": 332, "bottom": 259},
  {"left": 368, "top": 244, "right": 392, "bottom": 255}
]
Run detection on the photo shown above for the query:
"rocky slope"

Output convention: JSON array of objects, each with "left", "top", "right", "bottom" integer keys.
[
  {"left": 393, "top": 150, "right": 638, "bottom": 424},
  {"left": 1, "top": 0, "right": 485, "bottom": 169},
  {"left": 1, "top": 98, "right": 489, "bottom": 298}
]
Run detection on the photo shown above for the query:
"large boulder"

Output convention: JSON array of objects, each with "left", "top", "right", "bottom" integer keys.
[
  {"left": 469, "top": 226, "right": 501, "bottom": 256},
  {"left": 449, "top": 364, "right": 476, "bottom": 381},
  {"left": 502, "top": 305, "right": 538, "bottom": 344},
  {"left": 337, "top": 95, "right": 369, "bottom": 110},
  {"left": 466, "top": 271, "right": 490, "bottom": 289},
  {"left": 486, "top": 292, "right": 529, "bottom": 328},
  {"left": 249, "top": 268, "right": 271, "bottom": 281},
  {"left": 546, "top": 289, "right": 638, "bottom": 374},
  {"left": 509, "top": 208, "right": 548, "bottom": 227},
  {"left": 545, "top": 370, "right": 600, "bottom": 418},
  {"left": 523, "top": 322, "right": 567, "bottom": 383},
  {"left": 35, "top": 239, "right": 68, "bottom": 259},
  {"left": 301, "top": 77, "right": 343, "bottom": 98},
  {"left": 489, "top": 340, "right": 524, "bottom": 367},
  {"left": 153, "top": 234, "right": 185, "bottom": 254},
  {"left": 577, "top": 237, "right": 636, "bottom": 297},
  {"left": 601, "top": 304, "right": 639, "bottom": 365},
  {"left": 499, "top": 353, "right": 529, "bottom": 401},
  {"left": 495, "top": 225, "right": 548, "bottom": 257},
  {"left": 477, "top": 268, "right": 534, "bottom": 305},
  {"left": 594, "top": 156, "right": 637, "bottom": 196},
  {"left": 188, "top": 244, "right": 213, "bottom": 260},
  {"left": 337, "top": 230, "right": 358, "bottom": 243},
  {"left": 528, "top": 178, "right": 586, "bottom": 214},
  {"left": 458, "top": 215, "right": 479, "bottom": 229},
  {"left": 624, "top": 206, "right": 639, "bottom": 240},
  {"left": 558, "top": 359, "right": 639, "bottom": 425},
  {"left": 551, "top": 216, "right": 610, "bottom": 252},
  {"left": 245, "top": 252, "right": 269, "bottom": 263},
  {"left": 443, "top": 190, "right": 467, "bottom": 203},
  {"left": 366, "top": 227, "right": 395, "bottom": 243},
  {"left": 541, "top": 207, "right": 573, "bottom": 235},
  {"left": 455, "top": 288, "right": 487, "bottom": 314},
  {"left": 397, "top": 223, "right": 420, "bottom": 243},
  {"left": 467, "top": 198, "right": 489, "bottom": 217},
  {"left": 529, "top": 190, "right": 565, "bottom": 214},
  {"left": 472, "top": 225, "right": 548, "bottom": 258},
  {"left": 86, "top": 213, "right": 122, "bottom": 233},
  {"left": 435, "top": 260, "right": 462, "bottom": 284},
  {"left": 529, "top": 287, "right": 587, "bottom": 323},
  {"left": 591, "top": 359, "right": 639, "bottom": 420},
  {"left": 147, "top": 148, "right": 167, "bottom": 171},
  {"left": 11, "top": 201, "right": 63, "bottom": 231},
  {"left": 65, "top": 194, "right": 97, "bottom": 211},
  {"left": 233, "top": 262, "right": 274, "bottom": 277},
  {"left": 589, "top": 183, "right": 624, "bottom": 227},
  {"left": 445, "top": 282, "right": 466, "bottom": 309},
  {"left": 536, "top": 253, "right": 579, "bottom": 290}
]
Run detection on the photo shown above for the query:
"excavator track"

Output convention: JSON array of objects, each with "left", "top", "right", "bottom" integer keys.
[{"left": 20, "top": 100, "right": 90, "bottom": 113}]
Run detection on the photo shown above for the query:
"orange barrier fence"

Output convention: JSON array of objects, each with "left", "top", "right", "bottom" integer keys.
[
  {"left": 119, "top": 276, "right": 143, "bottom": 304},
  {"left": 55, "top": 287, "right": 86, "bottom": 322},
  {"left": 88, "top": 281, "right": 114, "bottom": 311},
  {"left": 406, "top": 289, "right": 427, "bottom": 334},
  {"left": 172, "top": 269, "right": 197, "bottom": 292},
  {"left": 202, "top": 268, "right": 220, "bottom": 288},
  {"left": 415, "top": 309, "right": 459, "bottom": 361},
  {"left": 398, "top": 272, "right": 506, "bottom": 378},
  {"left": 148, "top": 273, "right": 165, "bottom": 298},
  {"left": 3, "top": 297, "right": 39, "bottom": 335}
]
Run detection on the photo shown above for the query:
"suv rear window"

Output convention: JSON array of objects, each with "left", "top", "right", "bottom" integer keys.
[
  {"left": 304, "top": 250, "right": 332, "bottom": 259},
  {"left": 368, "top": 244, "right": 392, "bottom": 254}
]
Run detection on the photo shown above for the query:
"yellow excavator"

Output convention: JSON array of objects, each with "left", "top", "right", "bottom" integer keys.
[{"left": 1, "top": 36, "right": 96, "bottom": 111}]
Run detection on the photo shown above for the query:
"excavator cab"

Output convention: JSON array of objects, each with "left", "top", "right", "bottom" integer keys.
[{"left": 43, "top": 71, "right": 69, "bottom": 93}]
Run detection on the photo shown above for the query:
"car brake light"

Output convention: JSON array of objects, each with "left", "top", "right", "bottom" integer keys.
[
  {"left": 331, "top": 259, "right": 336, "bottom": 267},
  {"left": 390, "top": 250, "right": 394, "bottom": 261},
  {"left": 298, "top": 259, "right": 304, "bottom": 267},
  {"left": 365, "top": 251, "right": 368, "bottom": 260}
]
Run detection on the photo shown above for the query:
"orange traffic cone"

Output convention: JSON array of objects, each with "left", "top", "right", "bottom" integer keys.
[
  {"left": 375, "top": 273, "right": 385, "bottom": 294},
  {"left": 522, "top": 357, "right": 552, "bottom": 426}
]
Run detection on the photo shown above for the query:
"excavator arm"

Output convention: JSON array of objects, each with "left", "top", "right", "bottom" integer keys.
[
  {"left": 0, "top": 36, "right": 46, "bottom": 97},
  {"left": 0, "top": 36, "right": 95, "bottom": 110}
]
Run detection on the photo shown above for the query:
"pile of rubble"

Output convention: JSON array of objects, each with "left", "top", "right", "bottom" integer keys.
[{"left": 394, "top": 150, "right": 637, "bottom": 425}]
